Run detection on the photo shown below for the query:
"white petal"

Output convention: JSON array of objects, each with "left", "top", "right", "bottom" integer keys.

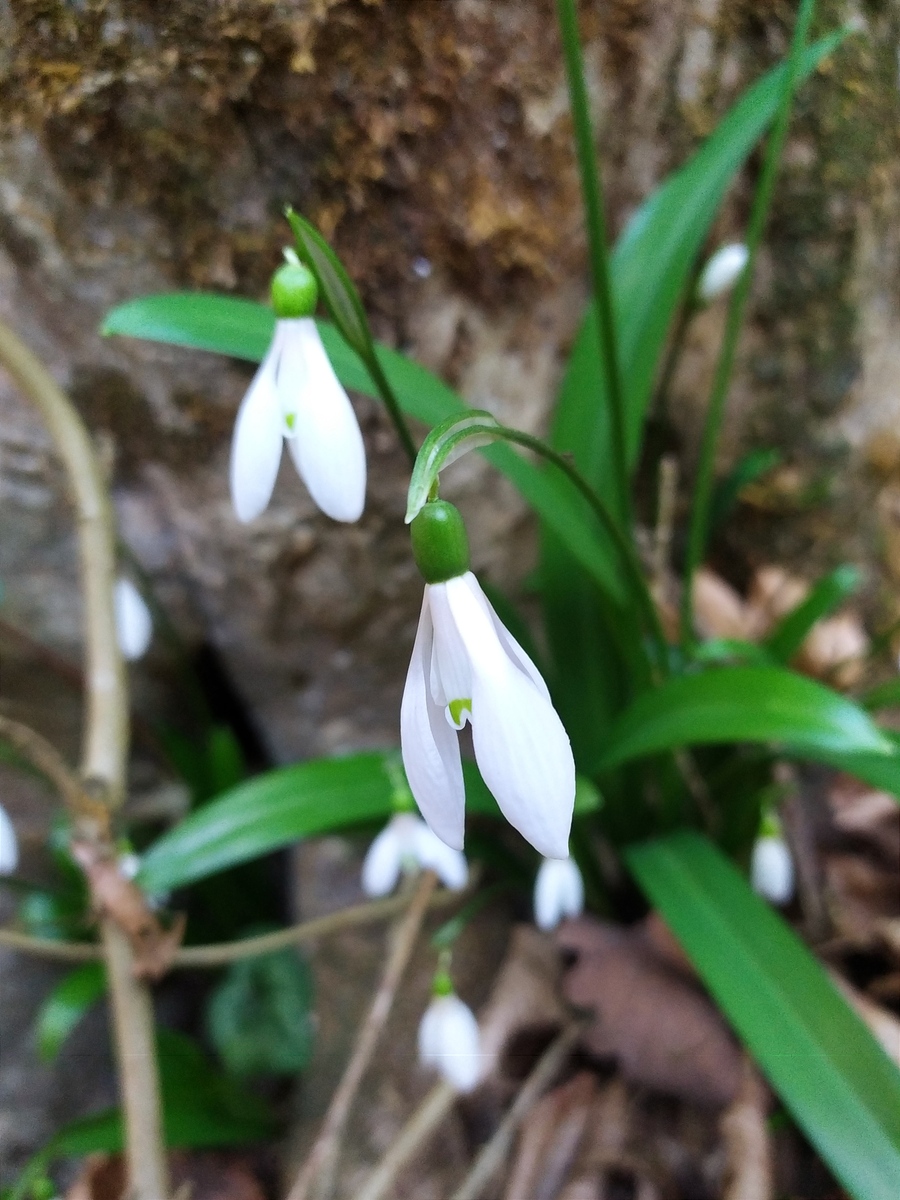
[
  {"left": 0, "top": 804, "right": 18, "bottom": 875},
  {"left": 418, "top": 995, "right": 482, "bottom": 1093},
  {"left": 697, "top": 242, "right": 749, "bottom": 302},
  {"left": 113, "top": 578, "right": 153, "bottom": 661},
  {"left": 411, "top": 819, "right": 469, "bottom": 890},
  {"left": 284, "top": 319, "right": 366, "bottom": 522},
  {"left": 229, "top": 342, "right": 284, "bottom": 522},
  {"left": 533, "top": 857, "right": 584, "bottom": 931},
  {"left": 751, "top": 836, "right": 794, "bottom": 905},
  {"left": 429, "top": 582, "right": 473, "bottom": 721},
  {"left": 361, "top": 823, "right": 403, "bottom": 897},
  {"left": 443, "top": 577, "right": 575, "bottom": 858},
  {"left": 467, "top": 575, "right": 550, "bottom": 701},
  {"left": 401, "top": 593, "right": 466, "bottom": 850}
]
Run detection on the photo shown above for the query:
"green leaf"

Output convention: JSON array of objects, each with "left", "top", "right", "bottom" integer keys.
[
  {"left": 36, "top": 963, "right": 106, "bottom": 1063},
  {"left": 207, "top": 945, "right": 315, "bottom": 1077},
  {"left": 708, "top": 447, "right": 781, "bottom": 536},
  {"left": 765, "top": 564, "right": 862, "bottom": 663},
  {"left": 285, "top": 207, "right": 373, "bottom": 361},
  {"left": 627, "top": 832, "right": 900, "bottom": 1200},
  {"left": 596, "top": 666, "right": 893, "bottom": 775}
]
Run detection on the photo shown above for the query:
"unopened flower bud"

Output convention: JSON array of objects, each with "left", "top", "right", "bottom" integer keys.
[
  {"left": 533, "top": 855, "right": 584, "bottom": 930},
  {"left": 418, "top": 989, "right": 482, "bottom": 1093},
  {"left": 361, "top": 812, "right": 468, "bottom": 897},
  {"left": 751, "top": 834, "right": 794, "bottom": 905},
  {"left": 697, "top": 242, "right": 749, "bottom": 303},
  {"left": 0, "top": 802, "right": 19, "bottom": 875},
  {"left": 114, "top": 577, "right": 153, "bottom": 661}
]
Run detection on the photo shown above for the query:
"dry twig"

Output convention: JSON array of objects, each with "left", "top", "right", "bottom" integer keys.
[
  {"left": 355, "top": 1082, "right": 457, "bottom": 1200},
  {"left": 286, "top": 869, "right": 439, "bottom": 1200}
]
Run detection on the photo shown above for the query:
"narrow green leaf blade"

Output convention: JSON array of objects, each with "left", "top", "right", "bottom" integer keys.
[
  {"left": 101, "top": 292, "right": 275, "bottom": 361},
  {"left": 36, "top": 962, "right": 106, "bottom": 1063},
  {"left": 286, "top": 208, "right": 373, "bottom": 360},
  {"left": 596, "top": 666, "right": 892, "bottom": 773},
  {"left": 765, "top": 564, "right": 862, "bottom": 663},
  {"left": 627, "top": 832, "right": 900, "bottom": 1200}
]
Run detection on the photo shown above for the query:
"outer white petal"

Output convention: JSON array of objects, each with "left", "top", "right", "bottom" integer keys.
[
  {"left": 751, "top": 836, "right": 794, "bottom": 905},
  {"left": 533, "top": 856, "right": 584, "bottom": 931},
  {"left": 417, "top": 995, "right": 482, "bottom": 1093},
  {"left": 429, "top": 582, "right": 473, "bottom": 720},
  {"left": 401, "top": 593, "right": 466, "bottom": 850},
  {"left": 361, "top": 823, "right": 403, "bottom": 897},
  {"left": 229, "top": 341, "right": 284, "bottom": 522},
  {"left": 113, "top": 578, "right": 153, "bottom": 661},
  {"left": 285, "top": 319, "right": 366, "bottom": 522},
  {"left": 697, "top": 242, "right": 749, "bottom": 301},
  {"left": 444, "top": 577, "right": 575, "bottom": 858},
  {"left": 467, "top": 575, "right": 550, "bottom": 701},
  {"left": 0, "top": 803, "right": 18, "bottom": 875},
  {"left": 411, "top": 819, "right": 469, "bottom": 890}
]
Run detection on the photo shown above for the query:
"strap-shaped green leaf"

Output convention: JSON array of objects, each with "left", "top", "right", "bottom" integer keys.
[
  {"left": 595, "top": 666, "right": 893, "bottom": 777},
  {"left": 765, "top": 564, "right": 862, "bottom": 663},
  {"left": 627, "top": 831, "right": 900, "bottom": 1200},
  {"left": 36, "top": 962, "right": 106, "bottom": 1063}
]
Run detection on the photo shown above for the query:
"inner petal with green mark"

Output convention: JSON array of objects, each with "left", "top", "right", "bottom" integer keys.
[{"left": 448, "top": 698, "right": 472, "bottom": 729}]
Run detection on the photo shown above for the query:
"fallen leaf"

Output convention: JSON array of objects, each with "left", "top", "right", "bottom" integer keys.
[
  {"left": 557, "top": 918, "right": 742, "bottom": 1109},
  {"left": 720, "top": 1059, "right": 773, "bottom": 1200},
  {"left": 503, "top": 1071, "right": 597, "bottom": 1200}
]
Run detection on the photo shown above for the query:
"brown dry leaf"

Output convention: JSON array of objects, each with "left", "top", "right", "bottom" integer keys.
[
  {"left": 477, "top": 924, "right": 569, "bottom": 1086},
  {"left": 720, "top": 1059, "right": 773, "bottom": 1200},
  {"left": 692, "top": 568, "right": 751, "bottom": 640},
  {"left": 503, "top": 1071, "right": 597, "bottom": 1200},
  {"left": 829, "top": 776, "right": 900, "bottom": 863},
  {"left": 823, "top": 852, "right": 900, "bottom": 942},
  {"left": 66, "top": 1152, "right": 266, "bottom": 1200},
  {"left": 71, "top": 841, "right": 185, "bottom": 980},
  {"left": 557, "top": 918, "right": 742, "bottom": 1108},
  {"left": 796, "top": 613, "right": 868, "bottom": 687},
  {"left": 746, "top": 566, "right": 808, "bottom": 636}
]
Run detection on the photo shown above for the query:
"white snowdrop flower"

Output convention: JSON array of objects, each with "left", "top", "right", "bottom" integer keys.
[
  {"left": 533, "top": 855, "right": 584, "bottom": 931},
  {"left": 0, "top": 803, "right": 19, "bottom": 875},
  {"left": 230, "top": 259, "right": 366, "bottom": 524},
  {"left": 118, "top": 852, "right": 141, "bottom": 881},
  {"left": 401, "top": 501, "right": 575, "bottom": 859},
  {"left": 362, "top": 811, "right": 469, "bottom": 897},
  {"left": 418, "top": 991, "right": 483, "bottom": 1093},
  {"left": 697, "top": 242, "right": 749, "bottom": 303},
  {"left": 751, "top": 834, "right": 794, "bottom": 905},
  {"left": 114, "top": 578, "right": 152, "bottom": 661}
]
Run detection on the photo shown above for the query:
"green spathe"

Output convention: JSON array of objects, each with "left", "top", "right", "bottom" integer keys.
[{"left": 411, "top": 501, "right": 470, "bottom": 584}]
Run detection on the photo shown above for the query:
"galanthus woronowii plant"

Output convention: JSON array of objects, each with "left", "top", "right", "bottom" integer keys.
[{"left": 4, "top": 1, "right": 899, "bottom": 1198}]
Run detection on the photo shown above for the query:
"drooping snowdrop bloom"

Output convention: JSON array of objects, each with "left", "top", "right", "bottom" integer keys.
[
  {"left": 230, "top": 257, "right": 366, "bottom": 524},
  {"left": 0, "top": 803, "right": 19, "bottom": 875},
  {"left": 114, "top": 577, "right": 153, "bottom": 661},
  {"left": 751, "top": 833, "right": 794, "bottom": 906},
  {"left": 418, "top": 983, "right": 483, "bottom": 1093},
  {"left": 362, "top": 811, "right": 468, "bottom": 897},
  {"left": 533, "top": 854, "right": 584, "bottom": 931},
  {"left": 696, "top": 242, "right": 749, "bottom": 303},
  {"left": 401, "top": 501, "right": 575, "bottom": 859}
]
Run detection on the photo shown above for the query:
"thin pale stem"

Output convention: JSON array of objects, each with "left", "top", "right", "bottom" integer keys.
[
  {"left": 0, "top": 319, "right": 169, "bottom": 1200},
  {"left": 449, "top": 1022, "right": 583, "bottom": 1200},
  {"left": 0, "top": 872, "right": 472, "bottom": 966},
  {"left": 0, "top": 714, "right": 107, "bottom": 828},
  {"left": 555, "top": 0, "right": 630, "bottom": 527},
  {"left": 355, "top": 1082, "right": 457, "bottom": 1200},
  {"left": 680, "top": 0, "right": 817, "bottom": 646},
  {"left": 285, "top": 870, "right": 438, "bottom": 1200}
]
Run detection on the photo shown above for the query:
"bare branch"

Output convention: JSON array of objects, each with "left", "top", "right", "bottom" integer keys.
[
  {"left": 0, "top": 713, "right": 109, "bottom": 830},
  {"left": 355, "top": 1082, "right": 457, "bottom": 1200}
]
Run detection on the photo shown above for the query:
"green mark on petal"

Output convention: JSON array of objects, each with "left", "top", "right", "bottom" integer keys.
[
  {"left": 284, "top": 412, "right": 296, "bottom": 432},
  {"left": 449, "top": 698, "right": 471, "bottom": 727}
]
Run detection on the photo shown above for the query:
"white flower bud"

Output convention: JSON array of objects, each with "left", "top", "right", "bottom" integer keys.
[
  {"left": 361, "top": 812, "right": 468, "bottom": 897},
  {"left": 118, "top": 852, "right": 141, "bottom": 881},
  {"left": 418, "top": 992, "right": 482, "bottom": 1093},
  {"left": 0, "top": 803, "right": 19, "bottom": 875},
  {"left": 697, "top": 242, "right": 749, "bottom": 302},
  {"left": 533, "top": 855, "right": 585, "bottom": 930},
  {"left": 114, "top": 577, "right": 153, "bottom": 661},
  {"left": 751, "top": 835, "right": 794, "bottom": 905}
]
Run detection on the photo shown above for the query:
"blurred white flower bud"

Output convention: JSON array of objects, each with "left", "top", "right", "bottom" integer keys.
[
  {"left": 418, "top": 991, "right": 482, "bottom": 1093},
  {"left": 751, "top": 834, "right": 794, "bottom": 905},
  {"left": 361, "top": 812, "right": 469, "bottom": 897},
  {"left": 697, "top": 242, "right": 749, "bottom": 302},
  {"left": 533, "top": 855, "right": 584, "bottom": 930},
  {"left": 0, "top": 803, "right": 19, "bottom": 875},
  {"left": 114, "top": 577, "right": 153, "bottom": 661}
]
